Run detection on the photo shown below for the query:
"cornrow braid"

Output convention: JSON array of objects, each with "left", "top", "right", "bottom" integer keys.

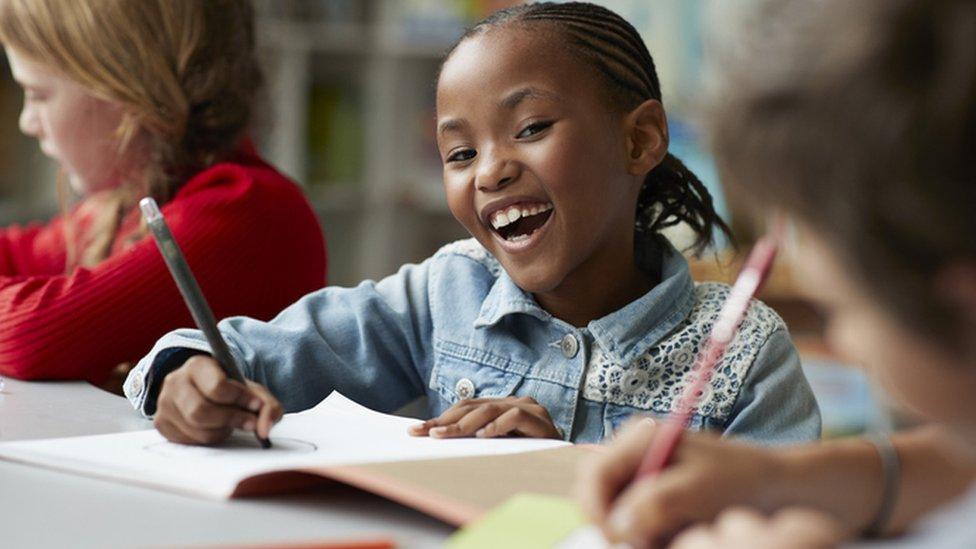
[{"left": 445, "top": 1, "right": 733, "bottom": 268}]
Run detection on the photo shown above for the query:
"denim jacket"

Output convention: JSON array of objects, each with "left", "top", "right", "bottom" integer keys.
[{"left": 125, "top": 239, "right": 820, "bottom": 444}]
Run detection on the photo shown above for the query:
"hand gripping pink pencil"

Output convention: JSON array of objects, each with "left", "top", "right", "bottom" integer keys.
[{"left": 635, "top": 231, "right": 781, "bottom": 478}]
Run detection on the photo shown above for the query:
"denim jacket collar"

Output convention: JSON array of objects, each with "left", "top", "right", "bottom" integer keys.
[
  {"left": 473, "top": 244, "right": 696, "bottom": 364},
  {"left": 473, "top": 272, "right": 553, "bottom": 327}
]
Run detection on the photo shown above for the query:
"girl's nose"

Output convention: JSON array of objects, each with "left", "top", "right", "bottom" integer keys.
[
  {"left": 475, "top": 152, "right": 520, "bottom": 192},
  {"left": 18, "top": 103, "right": 41, "bottom": 138}
]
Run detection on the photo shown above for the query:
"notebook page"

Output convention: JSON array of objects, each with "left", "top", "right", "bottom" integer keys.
[{"left": 0, "top": 392, "right": 569, "bottom": 499}]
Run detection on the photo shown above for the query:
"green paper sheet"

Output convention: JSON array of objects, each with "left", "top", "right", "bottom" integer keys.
[{"left": 447, "top": 493, "right": 588, "bottom": 549}]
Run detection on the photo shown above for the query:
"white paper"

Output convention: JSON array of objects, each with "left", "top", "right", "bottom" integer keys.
[
  {"left": 0, "top": 392, "right": 569, "bottom": 499},
  {"left": 556, "top": 526, "right": 611, "bottom": 549}
]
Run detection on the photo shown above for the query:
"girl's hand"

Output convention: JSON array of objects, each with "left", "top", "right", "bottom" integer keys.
[
  {"left": 576, "top": 418, "right": 798, "bottom": 547},
  {"left": 153, "top": 355, "right": 283, "bottom": 445},
  {"left": 408, "top": 396, "right": 562, "bottom": 439},
  {"left": 671, "top": 507, "right": 845, "bottom": 549}
]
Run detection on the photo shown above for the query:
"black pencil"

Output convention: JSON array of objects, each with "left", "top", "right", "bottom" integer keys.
[{"left": 140, "top": 197, "right": 271, "bottom": 449}]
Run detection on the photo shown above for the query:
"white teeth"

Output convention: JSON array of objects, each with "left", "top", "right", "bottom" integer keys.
[
  {"left": 507, "top": 233, "right": 530, "bottom": 242},
  {"left": 488, "top": 202, "right": 554, "bottom": 230},
  {"left": 492, "top": 211, "right": 512, "bottom": 229}
]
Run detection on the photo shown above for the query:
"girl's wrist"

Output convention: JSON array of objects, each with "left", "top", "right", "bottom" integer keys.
[
  {"left": 758, "top": 447, "right": 803, "bottom": 511},
  {"left": 766, "top": 440, "right": 883, "bottom": 533}
]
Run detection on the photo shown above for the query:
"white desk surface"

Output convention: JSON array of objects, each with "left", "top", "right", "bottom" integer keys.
[{"left": 0, "top": 377, "right": 453, "bottom": 548}]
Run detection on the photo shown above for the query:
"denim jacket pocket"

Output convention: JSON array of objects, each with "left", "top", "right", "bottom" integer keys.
[
  {"left": 429, "top": 339, "right": 526, "bottom": 411},
  {"left": 602, "top": 402, "right": 707, "bottom": 439}
]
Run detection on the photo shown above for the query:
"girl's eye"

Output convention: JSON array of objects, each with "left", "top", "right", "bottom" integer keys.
[
  {"left": 446, "top": 148, "right": 476, "bottom": 163},
  {"left": 516, "top": 120, "right": 553, "bottom": 139}
]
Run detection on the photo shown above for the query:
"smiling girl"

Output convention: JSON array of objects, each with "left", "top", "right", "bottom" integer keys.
[
  {"left": 0, "top": 0, "right": 326, "bottom": 388},
  {"left": 126, "top": 2, "right": 819, "bottom": 447}
]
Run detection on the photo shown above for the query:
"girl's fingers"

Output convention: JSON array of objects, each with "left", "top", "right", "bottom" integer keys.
[
  {"left": 173, "top": 404, "right": 235, "bottom": 445},
  {"left": 430, "top": 402, "right": 506, "bottom": 438},
  {"left": 193, "top": 406, "right": 256, "bottom": 430},
  {"left": 408, "top": 420, "right": 434, "bottom": 436},
  {"left": 156, "top": 359, "right": 276, "bottom": 444},
  {"left": 255, "top": 405, "right": 275, "bottom": 440},
  {"left": 432, "top": 399, "right": 482, "bottom": 423},
  {"left": 158, "top": 371, "right": 254, "bottom": 444},
  {"left": 577, "top": 418, "right": 658, "bottom": 521},
  {"left": 671, "top": 508, "right": 846, "bottom": 549},
  {"left": 174, "top": 378, "right": 234, "bottom": 430},
  {"left": 410, "top": 398, "right": 561, "bottom": 439},
  {"left": 603, "top": 468, "right": 702, "bottom": 548},
  {"left": 476, "top": 406, "right": 558, "bottom": 438},
  {"left": 159, "top": 399, "right": 234, "bottom": 445},
  {"left": 714, "top": 507, "right": 766, "bottom": 533},
  {"left": 669, "top": 524, "right": 714, "bottom": 549},
  {"left": 409, "top": 398, "right": 485, "bottom": 436},
  {"left": 245, "top": 381, "right": 283, "bottom": 439},
  {"left": 154, "top": 416, "right": 193, "bottom": 444},
  {"left": 186, "top": 356, "right": 260, "bottom": 411},
  {"left": 768, "top": 508, "right": 848, "bottom": 545},
  {"left": 181, "top": 377, "right": 260, "bottom": 429}
]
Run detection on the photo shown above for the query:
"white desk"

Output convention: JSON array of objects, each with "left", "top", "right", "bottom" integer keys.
[{"left": 0, "top": 378, "right": 453, "bottom": 548}]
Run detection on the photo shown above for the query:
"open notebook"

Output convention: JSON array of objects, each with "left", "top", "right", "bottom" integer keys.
[{"left": 0, "top": 392, "right": 593, "bottom": 525}]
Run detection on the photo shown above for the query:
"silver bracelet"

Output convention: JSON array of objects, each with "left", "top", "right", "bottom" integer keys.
[{"left": 864, "top": 434, "right": 901, "bottom": 537}]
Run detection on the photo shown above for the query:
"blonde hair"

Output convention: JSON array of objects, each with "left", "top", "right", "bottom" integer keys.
[{"left": 0, "top": 0, "right": 261, "bottom": 268}]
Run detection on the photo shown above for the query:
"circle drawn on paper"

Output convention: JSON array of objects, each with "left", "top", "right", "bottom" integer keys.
[{"left": 144, "top": 434, "right": 317, "bottom": 457}]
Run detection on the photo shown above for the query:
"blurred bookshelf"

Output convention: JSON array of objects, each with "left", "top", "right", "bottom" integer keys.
[{"left": 252, "top": 0, "right": 478, "bottom": 287}]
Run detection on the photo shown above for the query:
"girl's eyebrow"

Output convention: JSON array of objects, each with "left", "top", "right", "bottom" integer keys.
[
  {"left": 437, "top": 118, "right": 468, "bottom": 136},
  {"left": 500, "top": 87, "right": 561, "bottom": 109},
  {"left": 437, "top": 87, "right": 561, "bottom": 136}
]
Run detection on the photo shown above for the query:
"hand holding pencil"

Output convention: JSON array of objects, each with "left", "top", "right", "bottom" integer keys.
[
  {"left": 140, "top": 198, "right": 280, "bottom": 448},
  {"left": 577, "top": 420, "right": 794, "bottom": 546},
  {"left": 153, "top": 354, "right": 283, "bottom": 446}
]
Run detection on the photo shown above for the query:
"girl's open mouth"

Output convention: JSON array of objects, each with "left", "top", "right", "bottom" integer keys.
[{"left": 489, "top": 202, "right": 554, "bottom": 243}]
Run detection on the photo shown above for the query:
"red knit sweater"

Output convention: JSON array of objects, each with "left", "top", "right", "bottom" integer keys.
[{"left": 0, "top": 152, "right": 326, "bottom": 384}]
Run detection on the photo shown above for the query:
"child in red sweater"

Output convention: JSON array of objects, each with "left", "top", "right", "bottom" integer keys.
[{"left": 0, "top": 0, "right": 326, "bottom": 388}]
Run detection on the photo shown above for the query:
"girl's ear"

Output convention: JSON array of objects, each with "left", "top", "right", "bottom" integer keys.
[{"left": 624, "top": 99, "right": 669, "bottom": 176}]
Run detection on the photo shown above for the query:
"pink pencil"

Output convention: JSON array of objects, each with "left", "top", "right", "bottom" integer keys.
[{"left": 635, "top": 232, "right": 781, "bottom": 478}]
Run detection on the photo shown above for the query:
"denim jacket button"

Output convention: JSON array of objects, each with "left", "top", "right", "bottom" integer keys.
[
  {"left": 455, "top": 378, "right": 475, "bottom": 400},
  {"left": 560, "top": 334, "right": 579, "bottom": 358},
  {"left": 621, "top": 369, "right": 649, "bottom": 394}
]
